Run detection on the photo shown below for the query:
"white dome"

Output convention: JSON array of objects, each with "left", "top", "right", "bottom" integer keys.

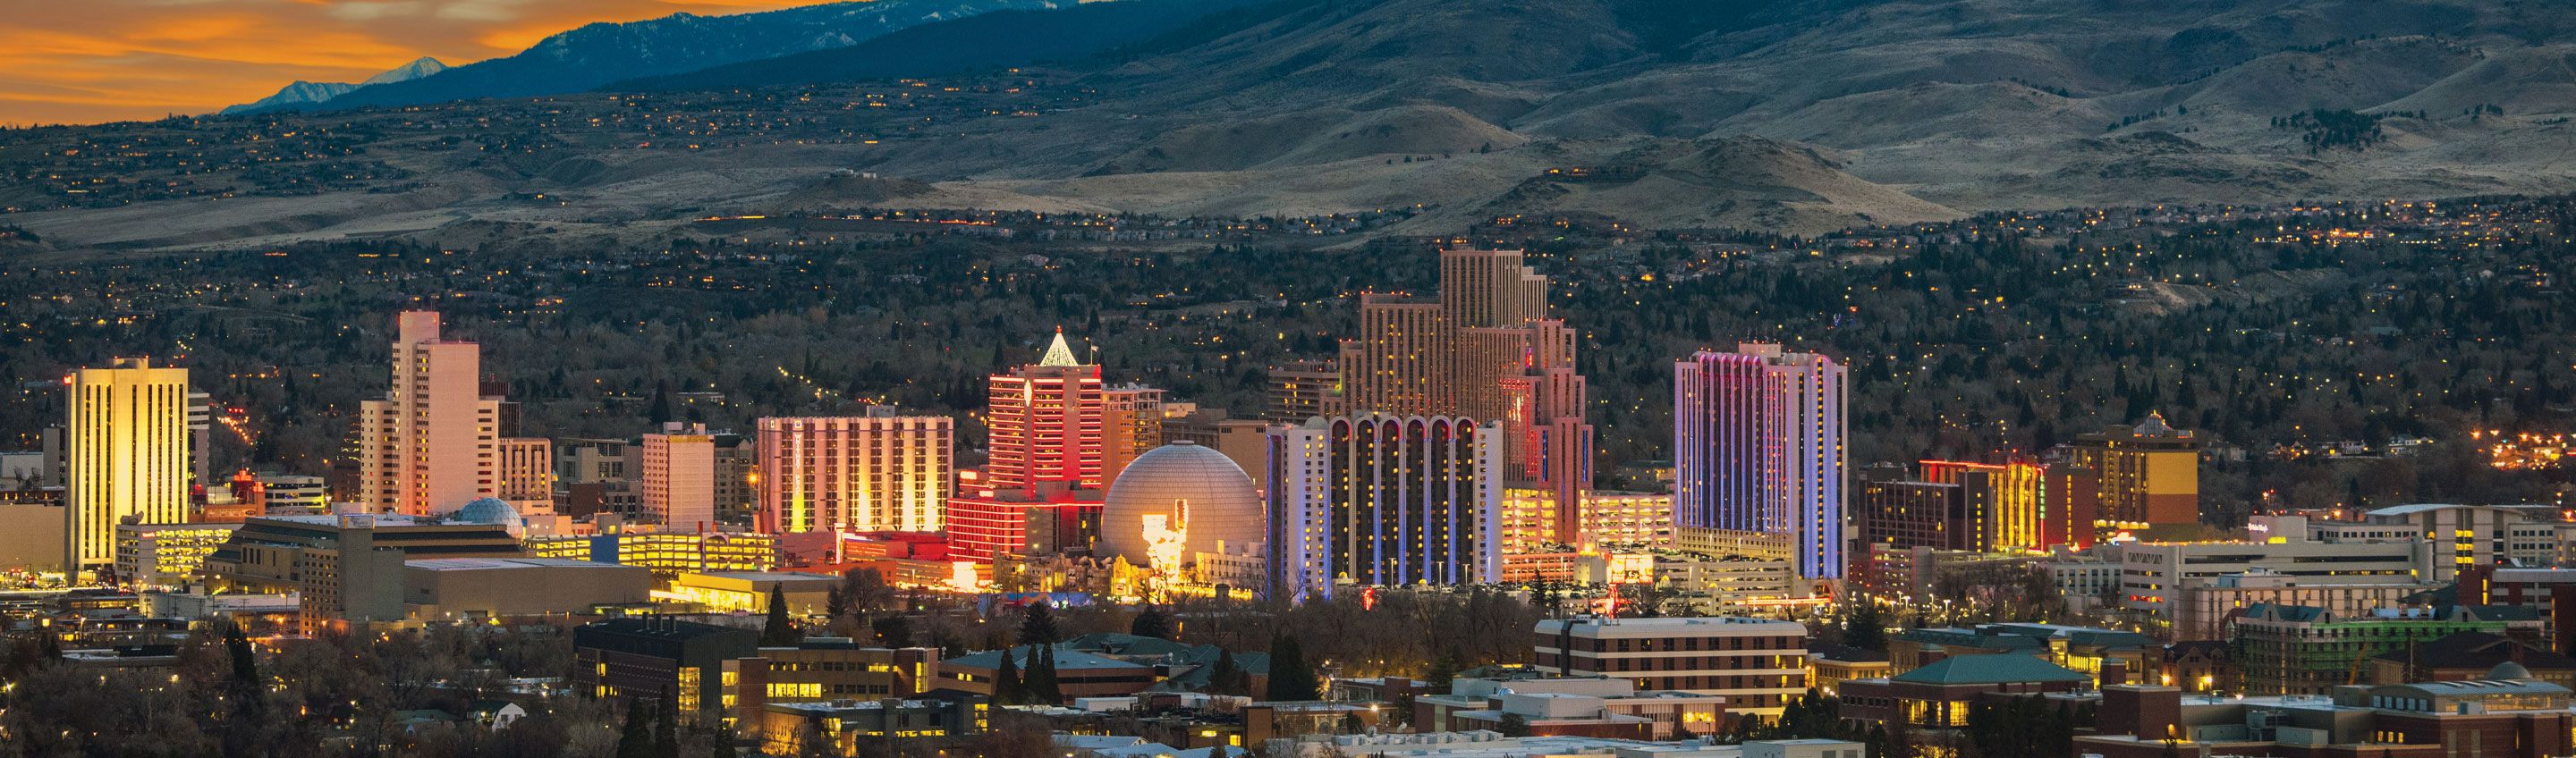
[{"left": 1100, "top": 442, "right": 1265, "bottom": 566}]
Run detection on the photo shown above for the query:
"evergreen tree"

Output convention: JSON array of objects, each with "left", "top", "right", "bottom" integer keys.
[
  {"left": 615, "top": 699, "right": 654, "bottom": 758},
  {"left": 654, "top": 700, "right": 681, "bottom": 758},
  {"left": 1207, "top": 649, "right": 1245, "bottom": 695},
  {"left": 1130, "top": 606, "right": 1174, "bottom": 639},
  {"left": 762, "top": 586, "right": 801, "bottom": 646},
  {"left": 994, "top": 647, "right": 1025, "bottom": 705},
  {"left": 1423, "top": 647, "right": 1464, "bottom": 689},
  {"left": 1024, "top": 644, "right": 1063, "bottom": 704},
  {"left": 224, "top": 623, "right": 258, "bottom": 686},
  {"left": 1845, "top": 602, "right": 1887, "bottom": 653},
  {"left": 1019, "top": 602, "right": 1061, "bottom": 646},
  {"left": 1266, "top": 635, "right": 1319, "bottom": 702},
  {"left": 1497, "top": 712, "right": 1531, "bottom": 737}
]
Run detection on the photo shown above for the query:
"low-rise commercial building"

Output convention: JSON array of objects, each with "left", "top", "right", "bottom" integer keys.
[
  {"left": 203, "top": 513, "right": 525, "bottom": 629},
  {"left": 664, "top": 571, "right": 837, "bottom": 615},
  {"left": 573, "top": 617, "right": 760, "bottom": 724},
  {"left": 1532, "top": 616, "right": 1808, "bottom": 715},
  {"left": 114, "top": 523, "right": 240, "bottom": 588},
  {"left": 527, "top": 530, "right": 777, "bottom": 575},
  {"left": 1413, "top": 676, "right": 1723, "bottom": 739},
  {"left": 2233, "top": 603, "right": 2541, "bottom": 695},
  {"left": 724, "top": 641, "right": 942, "bottom": 731},
  {"left": 1840, "top": 654, "right": 2092, "bottom": 730},
  {"left": 402, "top": 557, "right": 652, "bottom": 620},
  {"left": 756, "top": 697, "right": 988, "bottom": 756}
]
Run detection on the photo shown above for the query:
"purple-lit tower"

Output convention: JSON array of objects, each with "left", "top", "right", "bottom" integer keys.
[{"left": 1674, "top": 343, "right": 1848, "bottom": 578}]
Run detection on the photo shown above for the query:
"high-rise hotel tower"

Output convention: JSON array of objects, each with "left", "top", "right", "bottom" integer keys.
[
  {"left": 1674, "top": 343, "right": 1847, "bottom": 578},
  {"left": 65, "top": 358, "right": 192, "bottom": 571},
  {"left": 358, "top": 311, "right": 503, "bottom": 517},
  {"left": 1338, "top": 248, "right": 1594, "bottom": 545}
]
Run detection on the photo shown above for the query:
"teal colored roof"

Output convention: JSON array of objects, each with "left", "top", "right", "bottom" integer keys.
[
  {"left": 1892, "top": 655, "right": 2089, "bottom": 686},
  {"left": 945, "top": 645, "right": 1148, "bottom": 671}
]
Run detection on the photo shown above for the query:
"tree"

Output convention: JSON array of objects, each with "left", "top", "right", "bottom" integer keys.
[
  {"left": 1497, "top": 712, "right": 1531, "bottom": 737},
  {"left": 1130, "top": 606, "right": 1174, "bottom": 640},
  {"left": 1019, "top": 602, "right": 1061, "bottom": 646},
  {"left": 1206, "top": 649, "right": 1247, "bottom": 696},
  {"left": 1845, "top": 602, "right": 1887, "bottom": 653},
  {"left": 615, "top": 700, "right": 655, "bottom": 758},
  {"left": 993, "top": 648, "right": 1025, "bottom": 705},
  {"left": 838, "top": 568, "right": 894, "bottom": 619},
  {"left": 762, "top": 585, "right": 801, "bottom": 646},
  {"left": 1024, "top": 645, "right": 1062, "bottom": 704},
  {"left": 870, "top": 615, "right": 915, "bottom": 648},
  {"left": 1423, "top": 647, "right": 1464, "bottom": 689},
  {"left": 1266, "top": 635, "right": 1319, "bottom": 702}
]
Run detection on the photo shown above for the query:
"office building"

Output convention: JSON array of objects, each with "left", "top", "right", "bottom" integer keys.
[
  {"left": 724, "top": 641, "right": 944, "bottom": 730},
  {"left": 65, "top": 358, "right": 193, "bottom": 571},
  {"left": 358, "top": 311, "right": 503, "bottom": 517},
  {"left": 203, "top": 513, "right": 525, "bottom": 629},
  {"left": 496, "top": 437, "right": 554, "bottom": 514},
  {"left": 1919, "top": 459, "right": 2049, "bottom": 552},
  {"left": 2063, "top": 411, "right": 2200, "bottom": 535},
  {"left": 664, "top": 571, "right": 838, "bottom": 615},
  {"left": 2074, "top": 677, "right": 2576, "bottom": 758},
  {"left": 933, "top": 645, "right": 1157, "bottom": 702},
  {"left": 643, "top": 423, "right": 717, "bottom": 531},
  {"left": 1532, "top": 616, "right": 1809, "bottom": 715},
  {"left": 756, "top": 698, "right": 987, "bottom": 754},
  {"left": 2170, "top": 570, "right": 2434, "bottom": 641},
  {"left": 256, "top": 474, "right": 328, "bottom": 513},
  {"left": 1337, "top": 248, "right": 1594, "bottom": 545},
  {"left": 1838, "top": 655, "right": 2093, "bottom": 731},
  {"left": 1412, "top": 676, "right": 1724, "bottom": 740},
  {"left": 0, "top": 491, "right": 66, "bottom": 571},
  {"left": 556, "top": 437, "right": 634, "bottom": 485},
  {"left": 527, "top": 530, "right": 778, "bottom": 575},
  {"left": 402, "top": 557, "right": 651, "bottom": 620},
  {"left": 114, "top": 522, "right": 240, "bottom": 588},
  {"left": 1673, "top": 344, "right": 1846, "bottom": 579},
  {"left": 987, "top": 330, "right": 1106, "bottom": 493},
  {"left": 712, "top": 433, "right": 756, "bottom": 523},
  {"left": 2233, "top": 603, "right": 2534, "bottom": 695},
  {"left": 755, "top": 415, "right": 952, "bottom": 535},
  {"left": 574, "top": 617, "right": 760, "bottom": 724},
  {"left": 1264, "top": 360, "right": 1342, "bottom": 424},
  {"left": 1101, "top": 384, "right": 1165, "bottom": 483}
]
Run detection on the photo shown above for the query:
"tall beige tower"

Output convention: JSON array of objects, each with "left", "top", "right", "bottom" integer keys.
[
  {"left": 1337, "top": 248, "right": 1595, "bottom": 545},
  {"left": 65, "top": 358, "right": 191, "bottom": 571},
  {"left": 642, "top": 423, "right": 717, "bottom": 532},
  {"left": 359, "top": 311, "right": 501, "bottom": 517}
]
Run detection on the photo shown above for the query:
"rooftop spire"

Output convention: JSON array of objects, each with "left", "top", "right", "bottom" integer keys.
[{"left": 1038, "top": 327, "right": 1081, "bottom": 367}]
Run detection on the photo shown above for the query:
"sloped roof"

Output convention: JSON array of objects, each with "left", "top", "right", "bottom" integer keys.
[
  {"left": 1063, "top": 632, "right": 1195, "bottom": 658},
  {"left": 2369, "top": 631, "right": 2576, "bottom": 670},
  {"left": 1892, "top": 655, "right": 2089, "bottom": 686},
  {"left": 946, "top": 645, "right": 1148, "bottom": 671}
]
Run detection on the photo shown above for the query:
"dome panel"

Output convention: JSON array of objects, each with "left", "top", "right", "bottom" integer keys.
[{"left": 1099, "top": 442, "right": 1265, "bottom": 567}]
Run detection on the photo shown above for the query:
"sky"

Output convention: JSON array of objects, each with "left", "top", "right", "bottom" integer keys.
[{"left": 0, "top": 0, "right": 818, "bottom": 126}]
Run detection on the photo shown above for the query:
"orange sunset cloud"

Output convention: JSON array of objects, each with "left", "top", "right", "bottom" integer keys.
[{"left": 0, "top": 0, "right": 827, "bottom": 125}]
